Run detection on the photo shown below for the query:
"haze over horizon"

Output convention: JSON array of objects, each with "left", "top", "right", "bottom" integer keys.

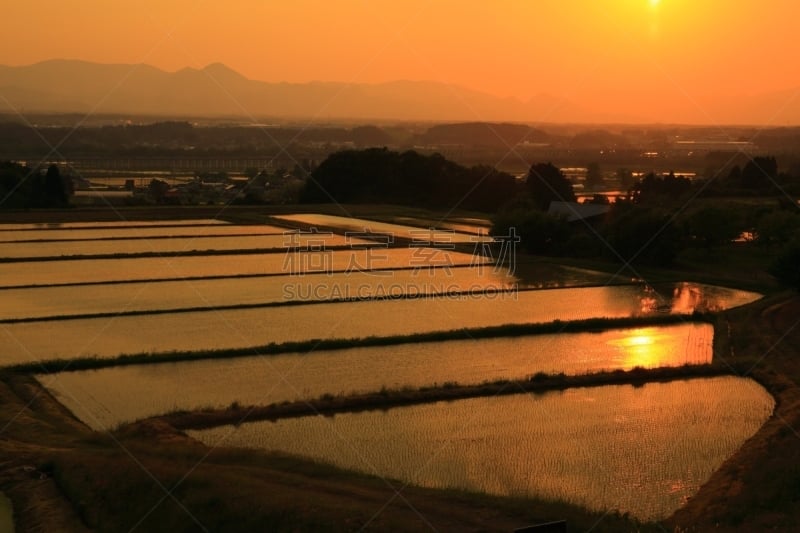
[{"left": 3, "top": 1, "right": 800, "bottom": 125}]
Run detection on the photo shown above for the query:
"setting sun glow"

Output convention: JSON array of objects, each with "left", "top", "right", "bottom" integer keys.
[{"left": 3, "top": 1, "right": 800, "bottom": 123}]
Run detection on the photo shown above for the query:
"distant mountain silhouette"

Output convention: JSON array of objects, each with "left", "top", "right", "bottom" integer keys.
[
  {"left": 0, "top": 60, "right": 798, "bottom": 125},
  {"left": 0, "top": 59, "right": 597, "bottom": 122}
]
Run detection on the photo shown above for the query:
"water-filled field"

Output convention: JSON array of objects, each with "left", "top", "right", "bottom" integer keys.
[
  {"left": 189, "top": 376, "right": 774, "bottom": 521},
  {"left": 390, "top": 216, "right": 491, "bottom": 236},
  {"left": 0, "top": 215, "right": 772, "bottom": 523},
  {"left": 272, "top": 213, "right": 493, "bottom": 243},
  {"left": 0, "top": 283, "right": 757, "bottom": 365},
  {"left": 0, "top": 248, "right": 488, "bottom": 288},
  {"left": 40, "top": 323, "right": 712, "bottom": 431},
  {"left": 0, "top": 219, "right": 229, "bottom": 231},
  {"left": 0, "top": 224, "right": 289, "bottom": 242},
  {"left": 0, "top": 233, "right": 372, "bottom": 259},
  {"left": 0, "top": 266, "right": 518, "bottom": 320}
]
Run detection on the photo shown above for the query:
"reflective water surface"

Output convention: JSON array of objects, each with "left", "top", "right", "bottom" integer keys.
[
  {"left": 40, "top": 323, "right": 712, "bottom": 431},
  {"left": 272, "top": 213, "right": 493, "bottom": 243},
  {"left": 0, "top": 233, "right": 371, "bottom": 259},
  {"left": 0, "top": 224, "right": 288, "bottom": 242},
  {"left": 0, "top": 219, "right": 228, "bottom": 231},
  {"left": 0, "top": 266, "right": 516, "bottom": 319},
  {"left": 189, "top": 377, "right": 774, "bottom": 521},
  {"left": 0, "top": 248, "right": 486, "bottom": 288},
  {"left": 0, "top": 283, "right": 758, "bottom": 365}
]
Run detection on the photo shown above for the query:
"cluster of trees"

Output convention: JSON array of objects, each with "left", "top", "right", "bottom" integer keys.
[
  {"left": 300, "top": 148, "right": 518, "bottom": 212},
  {"left": 0, "top": 121, "right": 395, "bottom": 157},
  {"left": 0, "top": 161, "right": 71, "bottom": 209},
  {"left": 769, "top": 240, "right": 800, "bottom": 291},
  {"left": 301, "top": 150, "right": 584, "bottom": 214},
  {"left": 417, "top": 123, "right": 549, "bottom": 148},
  {"left": 525, "top": 162, "right": 576, "bottom": 209},
  {"left": 729, "top": 156, "right": 779, "bottom": 191},
  {"left": 628, "top": 172, "right": 692, "bottom": 203},
  {"left": 702, "top": 155, "right": 800, "bottom": 197},
  {"left": 493, "top": 198, "right": 800, "bottom": 272},
  {"left": 488, "top": 155, "right": 800, "bottom": 285}
]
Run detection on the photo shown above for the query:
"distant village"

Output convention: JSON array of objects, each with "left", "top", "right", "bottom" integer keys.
[{"left": 67, "top": 165, "right": 309, "bottom": 206}]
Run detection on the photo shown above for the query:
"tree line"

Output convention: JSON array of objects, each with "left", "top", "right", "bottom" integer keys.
[
  {"left": 298, "top": 147, "right": 799, "bottom": 289},
  {"left": 0, "top": 161, "right": 71, "bottom": 208},
  {"left": 300, "top": 148, "right": 518, "bottom": 212}
]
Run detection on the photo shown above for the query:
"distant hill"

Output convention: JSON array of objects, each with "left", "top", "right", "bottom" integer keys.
[
  {"left": 417, "top": 122, "right": 550, "bottom": 147},
  {"left": 1, "top": 60, "right": 799, "bottom": 125},
  {"left": 0, "top": 59, "right": 596, "bottom": 122}
]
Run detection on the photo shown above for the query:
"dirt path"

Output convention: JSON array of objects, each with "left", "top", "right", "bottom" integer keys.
[{"left": 666, "top": 294, "right": 800, "bottom": 531}]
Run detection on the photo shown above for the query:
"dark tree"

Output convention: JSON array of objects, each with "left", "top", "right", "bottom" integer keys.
[
  {"left": 525, "top": 162, "right": 576, "bottom": 210},
  {"left": 603, "top": 205, "right": 685, "bottom": 265},
  {"left": 148, "top": 178, "right": 170, "bottom": 204},
  {"left": 769, "top": 239, "right": 800, "bottom": 290},
  {"left": 727, "top": 165, "right": 742, "bottom": 185},
  {"left": 0, "top": 161, "right": 28, "bottom": 209},
  {"left": 585, "top": 162, "right": 603, "bottom": 190},
  {"left": 43, "top": 164, "right": 67, "bottom": 206},
  {"left": 741, "top": 156, "right": 778, "bottom": 190},
  {"left": 301, "top": 148, "right": 518, "bottom": 212},
  {"left": 491, "top": 200, "right": 571, "bottom": 254},
  {"left": 616, "top": 168, "right": 635, "bottom": 190},
  {"left": 755, "top": 210, "right": 800, "bottom": 250},
  {"left": 629, "top": 172, "right": 691, "bottom": 204},
  {"left": 685, "top": 206, "right": 744, "bottom": 250}
]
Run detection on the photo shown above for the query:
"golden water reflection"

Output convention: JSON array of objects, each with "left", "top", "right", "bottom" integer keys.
[
  {"left": 189, "top": 377, "right": 775, "bottom": 522},
  {"left": 41, "top": 324, "right": 712, "bottom": 431},
  {"left": 610, "top": 327, "right": 703, "bottom": 369},
  {"left": 637, "top": 282, "right": 757, "bottom": 315}
]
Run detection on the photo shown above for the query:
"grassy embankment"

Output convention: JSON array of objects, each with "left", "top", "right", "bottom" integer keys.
[{"left": 156, "top": 363, "right": 738, "bottom": 430}]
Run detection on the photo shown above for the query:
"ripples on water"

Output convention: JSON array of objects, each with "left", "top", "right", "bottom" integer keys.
[
  {"left": 188, "top": 377, "right": 774, "bottom": 521},
  {"left": 40, "top": 323, "right": 712, "bottom": 431}
]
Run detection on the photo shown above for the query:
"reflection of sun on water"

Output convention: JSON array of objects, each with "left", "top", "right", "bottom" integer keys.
[{"left": 611, "top": 328, "right": 672, "bottom": 369}]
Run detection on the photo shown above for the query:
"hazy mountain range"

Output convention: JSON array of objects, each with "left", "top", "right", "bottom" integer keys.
[{"left": 0, "top": 59, "right": 798, "bottom": 125}]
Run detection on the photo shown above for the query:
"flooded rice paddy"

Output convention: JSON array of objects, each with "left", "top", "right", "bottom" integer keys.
[
  {"left": 0, "top": 266, "right": 517, "bottom": 320},
  {"left": 0, "top": 233, "right": 371, "bottom": 259},
  {"left": 0, "top": 219, "right": 229, "bottom": 231},
  {"left": 390, "top": 216, "right": 491, "bottom": 236},
  {"left": 0, "top": 224, "right": 289, "bottom": 242},
  {"left": 40, "top": 323, "right": 712, "bottom": 431},
  {"left": 188, "top": 376, "right": 774, "bottom": 521},
  {"left": 0, "top": 283, "right": 757, "bottom": 365},
  {"left": 272, "top": 213, "right": 493, "bottom": 243},
  {"left": 0, "top": 248, "right": 488, "bottom": 287},
  {"left": 0, "top": 216, "right": 772, "bottom": 521}
]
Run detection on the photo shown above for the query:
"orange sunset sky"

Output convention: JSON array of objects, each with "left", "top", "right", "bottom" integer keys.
[{"left": 3, "top": 0, "right": 800, "bottom": 123}]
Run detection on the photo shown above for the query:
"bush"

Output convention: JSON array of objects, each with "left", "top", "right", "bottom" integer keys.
[
  {"left": 491, "top": 203, "right": 571, "bottom": 254},
  {"left": 769, "top": 239, "right": 800, "bottom": 291}
]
